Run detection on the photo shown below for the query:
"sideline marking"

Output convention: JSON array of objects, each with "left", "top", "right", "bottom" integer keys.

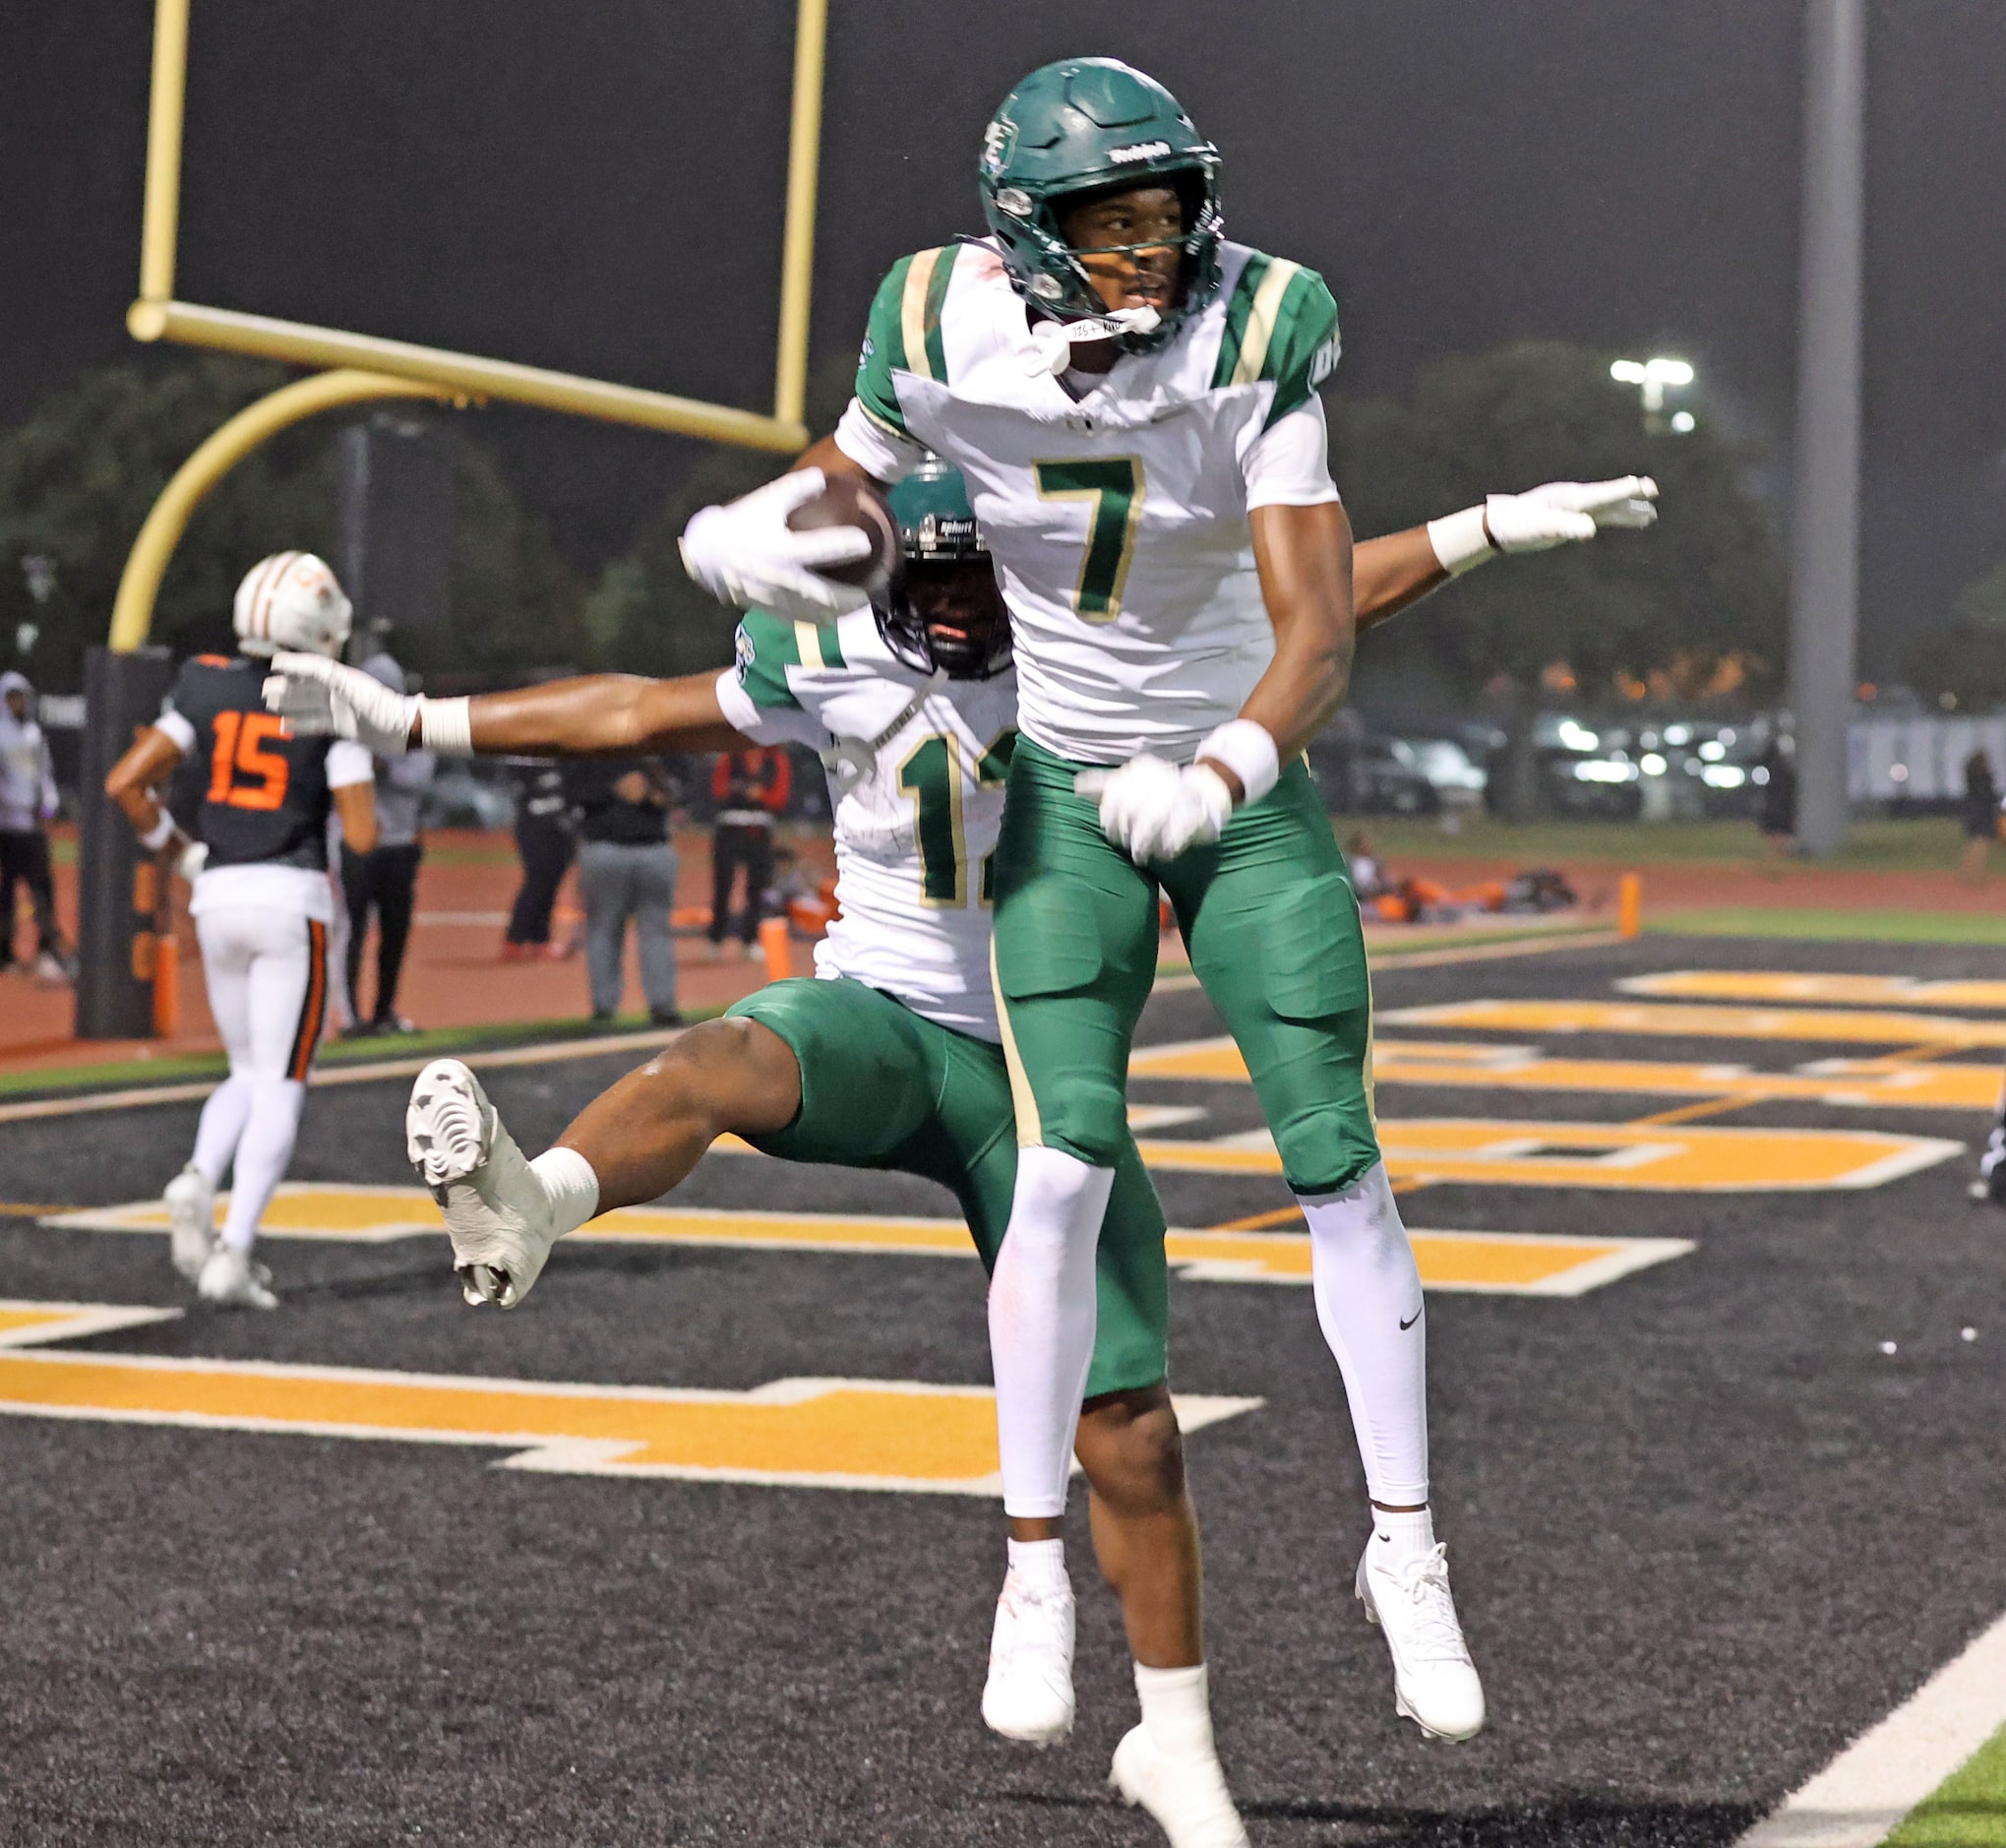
[
  {"left": 1735, "top": 1608, "right": 2006, "bottom": 1848},
  {"left": 39, "top": 1191, "right": 1685, "bottom": 1295},
  {"left": 1151, "top": 927, "right": 1623, "bottom": 994},
  {"left": 0, "top": 1303, "right": 1258, "bottom": 1495},
  {"left": 1379, "top": 998, "right": 2006, "bottom": 1050},
  {"left": 0, "top": 1027, "right": 687, "bottom": 1127},
  {"left": 1129, "top": 1035, "right": 2004, "bottom": 1112},
  {"left": 1624, "top": 971, "right": 2006, "bottom": 1013}
]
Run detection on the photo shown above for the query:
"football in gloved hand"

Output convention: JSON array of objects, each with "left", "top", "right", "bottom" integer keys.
[{"left": 784, "top": 473, "right": 903, "bottom": 604}]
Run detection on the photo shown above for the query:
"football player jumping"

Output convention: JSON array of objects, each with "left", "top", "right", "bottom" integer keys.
[
  {"left": 271, "top": 447, "right": 1647, "bottom": 1845},
  {"left": 674, "top": 55, "right": 1658, "bottom": 1776},
  {"left": 107, "top": 554, "right": 379, "bottom": 1308}
]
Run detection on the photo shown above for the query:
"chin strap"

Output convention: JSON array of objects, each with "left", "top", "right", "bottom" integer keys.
[{"left": 1023, "top": 306, "right": 1162, "bottom": 377}]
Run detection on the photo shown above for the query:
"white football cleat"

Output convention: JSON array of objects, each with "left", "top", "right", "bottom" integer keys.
[
  {"left": 1357, "top": 1536, "right": 1486, "bottom": 1741},
  {"left": 406, "top": 1058, "right": 557, "bottom": 1309},
  {"left": 1110, "top": 1725, "right": 1248, "bottom": 1848},
  {"left": 197, "top": 1244, "right": 277, "bottom": 1311},
  {"left": 980, "top": 1565, "right": 1075, "bottom": 1745},
  {"left": 163, "top": 1165, "right": 216, "bottom": 1282}
]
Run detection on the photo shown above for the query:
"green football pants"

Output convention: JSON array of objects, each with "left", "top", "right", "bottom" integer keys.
[
  {"left": 991, "top": 735, "right": 1379, "bottom": 1196},
  {"left": 724, "top": 974, "right": 1169, "bottom": 1399}
]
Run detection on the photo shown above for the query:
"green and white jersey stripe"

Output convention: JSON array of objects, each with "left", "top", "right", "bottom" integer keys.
[
  {"left": 831, "top": 238, "right": 1343, "bottom": 765},
  {"left": 855, "top": 246, "right": 962, "bottom": 438},
  {"left": 716, "top": 607, "right": 1018, "bottom": 1043}
]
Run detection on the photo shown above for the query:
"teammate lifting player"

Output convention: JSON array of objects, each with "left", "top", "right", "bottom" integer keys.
[
  {"left": 674, "top": 53, "right": 1658, "bottom": 1790},
  {"left": 271, "top": 437, "right": 1648, "bottom": 1845},
  {"left": 108, "top": 553, "right": 378, "bottom": 1309}
]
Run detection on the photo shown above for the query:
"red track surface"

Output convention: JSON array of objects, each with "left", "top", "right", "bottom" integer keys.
[{"left": 1, "top": 826, "right": 1995, "bottom": 1078}]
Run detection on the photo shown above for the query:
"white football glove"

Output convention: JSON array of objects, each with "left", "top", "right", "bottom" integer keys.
[
  {"left": 1429, "top": 476, "right": 1659, "bottom": 572},
  {"left": 678, "top": 468, "right": 874, "bottom": 624},
  {"left": 1075, "top": 755, "right": 1235, "bottom": 864},
  {"left": 264, "top": 652, "right": 418, "bottom": 755},
  {"left": 175, "top": 839, "right": 209, "bottom": 882}
]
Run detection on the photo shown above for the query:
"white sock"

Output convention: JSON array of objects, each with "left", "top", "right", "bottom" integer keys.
[
  {"left": 987, "top": 1146, "right": 1113, "bottom": 1519},
  {"left": 1299, "top": 1160, "right": 1429, "bottom": 1507},
  {"left": 190, "top": 1074, "right": 255, "bottom": 1187},
  {"left": 1005, "top": 1535, "right": 1067, "bottom": 1593},
  {"left": 1134, "top": 1661, "right": 1216, "bottom": 1756},
  {"left": 217, "top": 1078, "right": 306, "bottom": 1253},
  {"left": 1370, "top": 1504, "right": 1437, "bottom": 1560},
  {"left": 528, "top": 1145, "right": 600, "bottom": 1236}
]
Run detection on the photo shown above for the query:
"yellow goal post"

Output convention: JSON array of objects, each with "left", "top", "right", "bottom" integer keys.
[{"left": 110, "top": 0, "right": 828, "bottom": 650}]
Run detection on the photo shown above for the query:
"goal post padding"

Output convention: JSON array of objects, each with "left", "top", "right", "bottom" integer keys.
[{"left": 75, "top": 647, "right": 174, "bottom": 1041}]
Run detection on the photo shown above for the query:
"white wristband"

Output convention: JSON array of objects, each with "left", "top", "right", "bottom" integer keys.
[
  {"left": 1196, "top": 719, "right": 1280, "bottom": 807},
  {"left": 417, "top": 696, "right": 473, "bottom": 757},
  {"left": 138, "top": 811, "right": 175, "bottom": 851},
  {"left": 1426, "top": 505, "right": 1496, "bottom": 576}
]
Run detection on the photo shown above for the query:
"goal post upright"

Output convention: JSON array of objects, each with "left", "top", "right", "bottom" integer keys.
[
  {"left": 85, "top": 0, "right": 830, "bottom": 1038},
  {"left": 117, "top": 0, "right": 830, "bottom": 651}
]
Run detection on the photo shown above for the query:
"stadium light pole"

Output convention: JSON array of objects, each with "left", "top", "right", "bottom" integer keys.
[{"left": 1788, "top": 0, "right": 1867, "bottom": 858}]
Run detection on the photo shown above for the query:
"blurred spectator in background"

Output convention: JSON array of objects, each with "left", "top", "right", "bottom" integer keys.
[
  {"left": 339, "top": 652, "right": 433, "bottom": 1035},
  {"left": 503, "top": 757, "right": 577, "bottom": 960},
  {"left": 1959, "top": 749, "right": 2000, "bottom": 886},
  {"left": 566, "top": 756, "right": 681, "bottom": 1025},
  {"left": 1758, "top": 732, "right": 1797, "bottom": 864},
  {"left": 0, "top": 669, "right": 68, "bottom": 983},
  {"left": 707, "top": 745, "right": 789, "bottom": 959},
  {"left": 1345, "top": 830, "right": 1388, "bottom": 903}
]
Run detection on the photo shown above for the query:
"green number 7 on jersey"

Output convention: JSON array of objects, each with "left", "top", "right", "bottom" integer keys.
[{"left": 1034, "top": 458, "right": 1145, "bottom": 624}]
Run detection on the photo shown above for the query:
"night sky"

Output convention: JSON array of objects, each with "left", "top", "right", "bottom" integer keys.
[{"left": 5, "top": 0, "right": 2004, "bottom": 672}]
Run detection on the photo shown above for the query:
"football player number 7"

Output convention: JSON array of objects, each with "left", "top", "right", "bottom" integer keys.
[{"left": 1035, "top": 458, "right": 1144, "bottom": 624}]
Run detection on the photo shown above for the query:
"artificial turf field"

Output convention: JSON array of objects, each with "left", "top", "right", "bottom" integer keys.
[{"left": 2, "top": 931, "right": 2003, "bottom": 1846}]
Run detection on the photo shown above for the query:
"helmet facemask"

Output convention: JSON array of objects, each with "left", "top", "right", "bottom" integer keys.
[{"left": 877, "top": 461, "right": 1011, "bottom": 681}]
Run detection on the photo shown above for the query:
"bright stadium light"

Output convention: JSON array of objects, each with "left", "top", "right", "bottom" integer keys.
[{"left": 1611, "top": 356, "right": 1696, "bottom": 428}]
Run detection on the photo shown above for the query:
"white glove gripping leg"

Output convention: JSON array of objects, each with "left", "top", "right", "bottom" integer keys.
[
  {"left": 1074, "top": 756, "right": 1234, "bottom": 863},
  {"left": 1298, "top": 1160, "right": 1429, "bottom": 1507},
  {"left": 988, "top": 1146, "right": 1114, "bottom": 1519},
  {"left": 677, "top": 468, "right": 875, "bottom": 625}
]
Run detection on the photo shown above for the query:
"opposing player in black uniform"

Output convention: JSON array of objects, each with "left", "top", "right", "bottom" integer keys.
[{"left": 107, "top": 552, "right": 379, "bottom": 1307}]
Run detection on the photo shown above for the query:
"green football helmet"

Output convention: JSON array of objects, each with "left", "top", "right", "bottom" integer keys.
[
  {"left": 878, "top": 459, "right": 1010, "bottom": 681},
  {"left": 978, "top": 57, "right": 1223, "bottom": 353}
]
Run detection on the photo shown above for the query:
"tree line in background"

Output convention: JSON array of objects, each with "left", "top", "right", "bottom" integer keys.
[{"left": 5, "top": 340, "right": 1990, "bottom": 712}]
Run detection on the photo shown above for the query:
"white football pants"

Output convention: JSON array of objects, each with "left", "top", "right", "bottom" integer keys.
[{"left": 191, "top": 905, "right": 330, "bottom": 1253}]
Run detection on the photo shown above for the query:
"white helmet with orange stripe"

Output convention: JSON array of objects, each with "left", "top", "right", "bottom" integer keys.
[{"left": 232, "top": 552, "right": 352, "bottom": 658}]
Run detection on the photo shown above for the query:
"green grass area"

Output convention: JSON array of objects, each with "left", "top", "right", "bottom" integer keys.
[
  {"left": 1885, "top": 1721, "right": 2006, "bottom": 1847},
  {"left": 0, "top": 1012, "right": 718, "bottom": 1100},
  {"left": 1361, "top": 815, "right": 1970, "bottom": 873},
  {"left": 1647, "top": 906, "right": 2006, "bottom": 947}
]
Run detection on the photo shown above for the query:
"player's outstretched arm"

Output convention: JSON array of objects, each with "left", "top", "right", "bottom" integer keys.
[
  {"left": 265, "top": 656, "right": 747, "bottom": 760},
  {"left": 1353, "top": 476, "right": 1661, "bottom": 634}
]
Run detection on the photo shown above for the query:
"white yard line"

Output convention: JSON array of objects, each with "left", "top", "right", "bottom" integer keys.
[{"left": 1734, "top": 1609, "right": 2006, "bottom": 1848}]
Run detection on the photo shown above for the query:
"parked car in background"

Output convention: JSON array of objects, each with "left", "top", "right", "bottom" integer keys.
[
  {"left": 420, "top": 764, "right": 516, "bottom": 831},
  {"left": 1338, "top": 734, "right": 1489, "bottom": 816}
]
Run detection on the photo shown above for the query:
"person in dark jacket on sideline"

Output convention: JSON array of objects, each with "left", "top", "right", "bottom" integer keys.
[
  {"left": 707, "top": 744, "right": 789, "bottom": 958},
  {"left": 339, "top": 653, "right": 433, "bottom": 1034},
  {"left": 1959, "top": 748, "right": 2000, "bottom": 886},
  {"left": 565, "top": 756, "right": 680, "bottom": 1024},
  {"left": 502, "top": 757, "right": 577, "bottom": 959}
]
